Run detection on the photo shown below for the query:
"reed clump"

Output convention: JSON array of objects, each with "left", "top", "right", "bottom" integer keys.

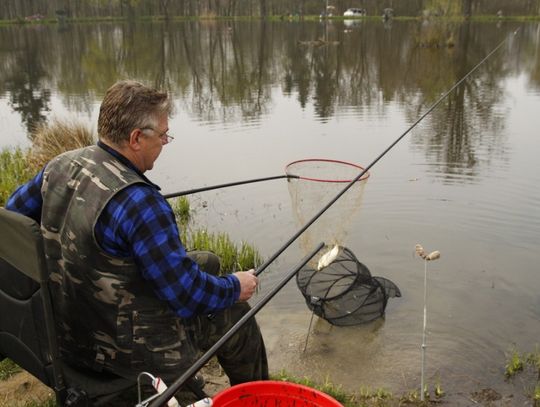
[
  {"left": 28, "top": 117, "right": 95, "bottom": 169},
  {"left": 171, "top": 196, "right": 192, "bottom": 229},
  {"left": 0, "top": 117, "right": 94, "bottom": 206},
  {"left": 188, "top": 229, "right": 262, "bottom": 274}
]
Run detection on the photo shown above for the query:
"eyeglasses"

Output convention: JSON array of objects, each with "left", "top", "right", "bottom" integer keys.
[{"left": 141, "top": 127, "right": 174, "bottom": 143}]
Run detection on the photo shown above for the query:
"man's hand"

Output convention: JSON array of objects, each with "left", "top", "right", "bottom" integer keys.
[{"left": 234, "top": 269, "right": 258, "bottom": 301}]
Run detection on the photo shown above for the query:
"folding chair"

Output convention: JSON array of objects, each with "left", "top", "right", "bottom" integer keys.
[{"left": 0, "top": 208, "right": 135, "bottom": 406}]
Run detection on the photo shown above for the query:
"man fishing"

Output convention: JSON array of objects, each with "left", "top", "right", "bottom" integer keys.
[{"left": 5, "top": 80, "right": 268, "bottom": 390}]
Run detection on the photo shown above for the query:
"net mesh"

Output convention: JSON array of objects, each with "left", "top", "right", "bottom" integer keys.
[
  {"left": 286, "top": 159, "right": 369, "bottom": 253},
  {"left": 296, "top": 246, "right": 401, "bottom": 326}
]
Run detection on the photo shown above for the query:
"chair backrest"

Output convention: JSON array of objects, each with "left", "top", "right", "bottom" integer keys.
[
  {"left": 0, "top": 208, "right": 137, "bottom": 405},
  {"left": 0, "top": 208, "right": 48, "bottom": 282},
  {"left": 0, "top": 208, "right": 65, "bottom": 398}
]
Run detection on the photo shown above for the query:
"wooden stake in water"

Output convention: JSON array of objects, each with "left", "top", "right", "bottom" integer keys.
[{"left": 415, "top": 244, "right": 440, "bottom": 401}]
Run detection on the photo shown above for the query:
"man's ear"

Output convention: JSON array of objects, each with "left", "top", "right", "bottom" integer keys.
[{"left": 128, "top": 128, "right": 142, "bottom": 151}]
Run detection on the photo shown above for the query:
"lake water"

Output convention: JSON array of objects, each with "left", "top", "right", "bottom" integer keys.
[{"left": 1, "top": 19, "right": 539, "bottom": 404}]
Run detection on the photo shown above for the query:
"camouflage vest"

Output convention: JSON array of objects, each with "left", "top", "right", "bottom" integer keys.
[{"left": 41, "top": 146, "right": 196, "bottom": 374}]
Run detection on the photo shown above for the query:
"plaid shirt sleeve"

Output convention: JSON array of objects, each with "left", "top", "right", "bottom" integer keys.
[
  {"left": 5, "top": 168, "right": 45, "bottom": 222},
  {"left": 95, "top": 184, "right": 241, "bottom": 318}
]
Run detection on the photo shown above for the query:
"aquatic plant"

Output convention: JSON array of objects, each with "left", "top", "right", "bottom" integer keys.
[
  {"left": 502, "top": 345, "right": 540, "bottom": 404},
  {"left": 505, "top": 347, "right": 524, "bottom": 378},
  {"left": 434, "top": 381, "right": 445, "bottom": 398},
  {"left": 527, "top": 346, "right": 540, "bottom": 379},
  {"left": 171, "top": 196, "right": 192, "bottom": 228},
  {"left": 237, "top": 241, "right": 263, "bottom": 271},
  {"left": 534, "top": 383, "right": 540, "bottom": 406},
  {"left": 358, "top": 385, "right": 393, "bottom": 404}
]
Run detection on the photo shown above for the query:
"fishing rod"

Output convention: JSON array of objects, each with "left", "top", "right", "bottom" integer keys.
[
  {"left": 149, "top": 242, "right": 325, "bottom": 407},
  {"left": 151, "top": 28, "right": 518, "bottom": 406},
  {"left": 163, "top": 174, "right": 299, "bottom": 199}
]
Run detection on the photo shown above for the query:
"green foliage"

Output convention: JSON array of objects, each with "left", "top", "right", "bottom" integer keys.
[
  {"left": 175, "top": 197, "right": 263, "bottom": 274},
  {"left": 171, "top": 196, "right": 192, "bottom": 228},
  {"left": 188, "top": 230, "right": 262, "bottom": 274},
  {"left": 0, "top": 147, "right": 35, "bottom": 207},
  {"left": 434, "top": 382, "right": 445, "bottom": 398},
  {"left": 0, "top": 358, "right": 22, "bottom": 381},
  {"left": 237, "top": 241, "right": 264, "bottom": 271},
  {"left": 21, "top": 398, "right": 57, "bottom": 407},
  {"left": 358, "top": 385, "right": 393, "bottom": 404},
  {"left": 531, "top": 387, "right": 540, "bottom": 407},
  {"left": 273, "top": 370, "right": 449, "bottom": 406},
  {"left": 503, "top": 345, "right": 540, "bottom": 405},
  {"left": 534, "top": 383, "right": 540, "bottom": 404},
  {"left": 505, "top": 348, "right": 525, "bottom": 378},
  {"left": 399, "top": 389, "right": 421, "bottom": 403},
  {"left": 272, "top": 370, "right": 354, "bottom": 405},
  {"left": 527, "top": 346, "right": 540, "bottom": 373}
]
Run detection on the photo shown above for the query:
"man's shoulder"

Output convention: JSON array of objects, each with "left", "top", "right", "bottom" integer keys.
[{"left": 113, "top": 182, "right": 165, "bottom": 206}]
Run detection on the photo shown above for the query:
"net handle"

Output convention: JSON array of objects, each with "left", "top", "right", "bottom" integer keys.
[{"left": 285, "top": 158, "right": 371, "bottom": 183}]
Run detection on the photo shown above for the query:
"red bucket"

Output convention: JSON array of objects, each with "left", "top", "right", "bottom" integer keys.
[{"left": 211, "top": 380, "right": 343, "bottom": 406}]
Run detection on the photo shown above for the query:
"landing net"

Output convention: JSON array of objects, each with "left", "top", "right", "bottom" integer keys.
[{"left": 285, "top": 159, "right": 370, "bottom": 253}]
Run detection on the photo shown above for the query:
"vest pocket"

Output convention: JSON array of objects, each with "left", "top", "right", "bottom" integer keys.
[{"left": 130, "top": 309, "right": 196, "bottom": 371}]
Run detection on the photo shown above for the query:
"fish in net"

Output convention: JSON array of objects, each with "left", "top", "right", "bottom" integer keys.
[{"left": 296, "top": 245, "right": 401, "bottom": 326}]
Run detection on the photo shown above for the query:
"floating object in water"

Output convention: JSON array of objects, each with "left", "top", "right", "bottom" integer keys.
[
  {"left": 416, "top": 244, "right": 440, "bottom": 261},
  {"left": 425, "top": 251, "right": 440, "bottom": 261},
  {"left": 317, "top": 244, "right": 340, "bottom": 270}
]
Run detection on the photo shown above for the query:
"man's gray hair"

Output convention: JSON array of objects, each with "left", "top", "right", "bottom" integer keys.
[{"left": 97, "top": 80, "right": 173, "bottom": 144}]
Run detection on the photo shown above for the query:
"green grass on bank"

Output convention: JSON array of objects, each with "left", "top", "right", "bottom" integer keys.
[
  {"left": 0, "top": 147, "right": 35, "bottom": 207},
  {"left": 171, "top": 196, "right": 264, "bottom": 274},
  {"left": 0, "top": 358, "right": 21, "bottom": 380}
]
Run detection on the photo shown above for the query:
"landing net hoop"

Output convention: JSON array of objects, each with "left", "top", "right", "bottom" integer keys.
[
  {"left": 285, "top": 158, "right": 370, "bottom": 183},
  {"left": 286, "top": 158, "right": 370, "bottom": 253}
]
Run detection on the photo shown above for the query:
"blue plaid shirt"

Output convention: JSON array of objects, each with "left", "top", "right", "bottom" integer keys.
[{"left": 6, "top": 142, "right": 240, "bottom": 318}]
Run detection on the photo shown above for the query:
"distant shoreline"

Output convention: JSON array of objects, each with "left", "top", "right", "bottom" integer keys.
[{"left": 1, "top": 14, "right": 540, "bottom": 26}]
